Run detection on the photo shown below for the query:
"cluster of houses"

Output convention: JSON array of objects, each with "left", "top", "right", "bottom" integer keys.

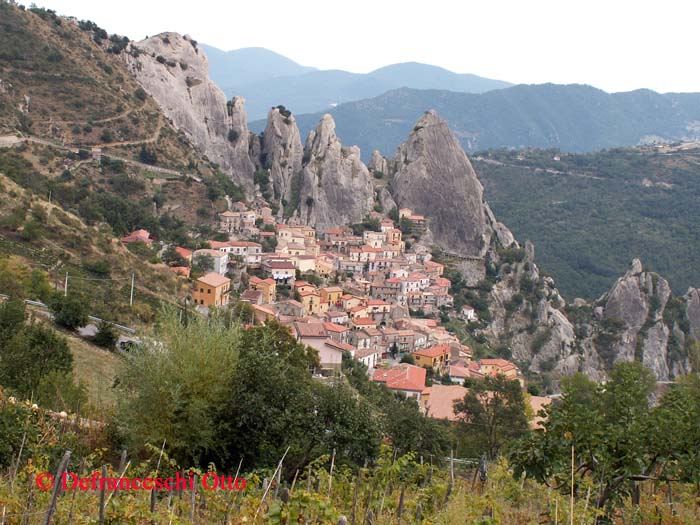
[{"left": 120, "top": 203, "right": 534, "bottom": 422}]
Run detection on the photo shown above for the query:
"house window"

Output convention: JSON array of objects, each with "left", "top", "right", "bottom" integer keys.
[
  {"left": 200, "top": 288, "right": 204, "bottom": 292},
  {"left": 207, "top": 289, "right": 211, "bottom": 294}
]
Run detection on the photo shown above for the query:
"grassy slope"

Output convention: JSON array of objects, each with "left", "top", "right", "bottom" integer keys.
[
  {"left": 475, "top": 145, "right": 700, "bottom": 299},
  {"left": 63, "top": 329, "right": 121, "bottom": 411}
]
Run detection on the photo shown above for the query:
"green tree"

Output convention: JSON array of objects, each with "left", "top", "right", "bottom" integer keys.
[
  {"left": 116, "top": 311, "right": 241, "bottom": 466},
  {"left": 92, "top": 319, "right": 118, "bottom": 349},
  {"left": 400, "top": 353, "right": 416, "bottom": 365},
  {"left": 49, "top": 293, "right": 89, "bottom": 329},
  {"left": 454, "top": 374, "right": 529, "bottom": 459},
  {"left": 509, "top": 362, "right": 669, "bottom": 514},
  {"left": 161, "top": 245, "right": 187, "bottom": 267},
  {"left": 35, "top": 371, "right": 88, "bottom": 413},
  {"left": 0, "top": 299, "right": 73, "bottom": 397}
]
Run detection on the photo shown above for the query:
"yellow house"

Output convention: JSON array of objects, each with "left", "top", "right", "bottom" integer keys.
[
  {"left": 294, "top": 281, "right": 317, "bottom": 295},
  {"left": 413, "top": 345, "right": 451, "bottom": 370},
  {"left": 320, "top": 286, "right": 343, "bottom": 306},
  {"left": 299, "top": 290, "right": 323, "bottom": 315},
  {"left": 341, "top": 294, "right": 363, "bottom": 311},
  {"left": 479, "top": 359, "right": 520, "bottom": 382},
  {"left": 193, "top": 272, "right": 231, "bottom": 308},
  {"left": 249, "top": 276, "right": 277, "bottom": 304}
]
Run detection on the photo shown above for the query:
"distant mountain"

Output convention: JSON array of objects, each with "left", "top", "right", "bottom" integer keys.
[
  {"left": 200, "top": 45, "right": 316, "bottom": 91},
  {"left": 202, "top": 47, "right": 512, "bottom": 120},
  {"left": 263, "top": 84, "right": 700, "bottom": 158}
]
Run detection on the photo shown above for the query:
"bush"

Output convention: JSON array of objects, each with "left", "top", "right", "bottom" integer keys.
[
  {"left": 227, "top": 129, "right": 239, "bottom": 142},
  {"left": 92, "top": 320, "right": 118, "bottom": 349},
  {"left": 49, "top": 293, "right": 89, "bottom": 330},
  {"left": 134, "top": 87, "right": 147, "bottom": 102}
]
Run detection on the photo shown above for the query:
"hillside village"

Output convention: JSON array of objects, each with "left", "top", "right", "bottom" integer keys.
[{"left": 121, "top": 196, "right": 539, "bottom": 422}]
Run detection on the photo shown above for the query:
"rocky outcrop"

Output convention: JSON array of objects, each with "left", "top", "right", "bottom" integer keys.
[
  {"left": 602, "top": 259, "right": 672, "bottom": 364},
  {"left": 390, "top": 110, "right": 488, "bottom": 257},
  {"left": 369, "top": 150, "right": 388, "bottom": 175},
  {"left": 296, "top": 114, "right": 375, "bottom": 231},
  {"left": 261, "top": 107, "right": 304, "bottom": 204},
  {"left": 686, "top": 288, "right": 700, "bottom": 342},
  {"left": 123, "top": 33, "right": 254, "bottom": 193}
]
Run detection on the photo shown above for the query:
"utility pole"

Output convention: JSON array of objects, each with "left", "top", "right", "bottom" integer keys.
[
  {"left": 64, "top": 272, "right": 68, "bottom": 297},
  {"left": 129, "top": 273, "right": 135, "bottom": 307}
]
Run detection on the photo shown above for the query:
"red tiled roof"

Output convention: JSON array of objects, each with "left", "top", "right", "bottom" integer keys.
[
  {"left": 324, "top": 339, "right": 356, "bottom": 352},
  {"left": 352, "top": 317, "right": 376, "bottom": 326},
  {"left": 324, "top": 322, "right": 349, "bottom": 333},
  {"left": 373, "top": 364, "right": 426, "bottom": 392},
  {"left": 175, "top": 246, "right": 192, "bottom": 257},
  {"left": 414, "top": 344, "right": 451, "bottom": 359},
  {"left": 293, "top": 322, "right": 328, "bottom": 338},
  {"left": 423, "top": 385, "right": 467, "bottom": 421},
  {"left": 197, "top": 272, "right": 230, "bottom": 288},
  {"left": 170, "top": 266, "right": 190, "bottom": 277}
]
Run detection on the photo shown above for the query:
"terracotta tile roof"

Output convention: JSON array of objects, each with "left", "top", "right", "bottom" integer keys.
[
  {"left": 324, "top": 339, "right": 356, "bottom": 352},
  {"left": 266, "top": 260, "right": 295, "bottom": 270},
  {"left": 352, "top": 317, "right": 376, "bottom": 326},
  {"left": 170, "top": 266, "right": 190, "bottom": 277},
  {"left": 324, "top": 322, "right": 349, "bottom": 332},
  {"left": 414, "top": 344, "right": 451, "bottom": 359},
  {"left": 448, "top": 365, "right": 471, "bottom": 378},
  {"left": 293, "top": 322, "right": 328, "bottom": 338},
  {"left": 373, "top": 364, "right": 426, "bottom": 392},
  {"left": 423, "top": 385, "right": 467, "bottom": 421},
  {"left": 121, "top": 229, "right": 152, "bottom": 244},
  {"left": 294, "top": 281, "right": 311, "bottom": 287},
  {"left": 322, "top": 286, "right": 343, "bottom": 293},
  {"left": 355, "top": 347, "right": 379, "bottom": 359},
  {"left": 174, "top": 246, "right": 193, "bottom": 257},
  {"left": 197, "top": 272, "right": 230, "bottom": 288}
]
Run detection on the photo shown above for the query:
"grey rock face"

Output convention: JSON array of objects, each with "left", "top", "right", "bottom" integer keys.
[
  {"left": 124, "top": 33, "right": 254, "bottom": 193},
  {"left": 297, "top": 114, "right": 375, "bottom": 231},
  {"left": 369, "top": 150, "right": 388, "bottom": 175},
  {"left": 377, "top": 187, "right": 397, "bottom": 216},
  {"left": 686, "top": 288, "right": 700, "bottom": 342},
  {"left": 391, "top": 110, "right": 487, "bottom": 257},
  {"left": 261, "top": 107, "right": 304, "bottom": 203}
]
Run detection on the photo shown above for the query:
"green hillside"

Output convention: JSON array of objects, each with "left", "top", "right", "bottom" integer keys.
[{"left": 475, "top": 144, "right": 700, "bottom": 299}]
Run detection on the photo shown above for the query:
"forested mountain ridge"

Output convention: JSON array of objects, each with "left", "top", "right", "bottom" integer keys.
[
  {"left": 276, "top": 85, "right": 700, "bottom": 159},
  {"left": 475, "top": 144, "right": 700, "bottom": 299}
]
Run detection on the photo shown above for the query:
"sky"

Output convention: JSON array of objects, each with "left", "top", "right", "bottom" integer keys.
[{"left": 34, "top": 0, "right": 699, "bottom": 93}]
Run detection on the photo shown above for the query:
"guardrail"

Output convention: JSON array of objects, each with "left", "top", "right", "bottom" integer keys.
[{"left": 0, "top": 294, "right": 136, "bottom": 334}]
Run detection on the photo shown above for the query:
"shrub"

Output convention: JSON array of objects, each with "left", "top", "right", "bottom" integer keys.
[
  {"left": 134, "top": 87, "right": 147, "bottom": 101},
  {"left": 49, "top": 293, "right": 89, "bottom": 330},
  {"left": 92, "top": 320, "right": 118, "bottom": 349},
  {"left": 227, "top": 129, "right": 239, "bottom": 142}
]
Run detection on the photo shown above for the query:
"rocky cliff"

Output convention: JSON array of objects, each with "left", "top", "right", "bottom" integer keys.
[
  {"left": 261, "top": 106, "right": 304, "bottom": 205},
  {"left": 296, "top": 114, "right": 375, "bottom": 230},
  {"left": 390, "top": 110, "right": 488, "bottom": 258},
  {"left": 386, "top": 112, "right": 697, "bottom": 384},
  {"left": 123, "top": 33, "right": 254, "bottom": 193}
]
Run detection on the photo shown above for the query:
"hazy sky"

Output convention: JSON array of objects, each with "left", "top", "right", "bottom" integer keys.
[{"left": 34, "top": 0, "right": 698, "bottom": 93}]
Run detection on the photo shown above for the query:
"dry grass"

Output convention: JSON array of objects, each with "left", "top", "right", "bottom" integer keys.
[{"left": 63, "top": 330, "right": 121, "bottom": 414}]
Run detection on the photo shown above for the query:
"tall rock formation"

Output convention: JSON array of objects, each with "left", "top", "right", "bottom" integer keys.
[
  {"left": 296, "top": 114, "right": 374, "bottom": 231},
  {"left": 593, "top": 259, "right": 692, "bottom": 380},
  {"left": 390, "top": 110, "right": 488, "bottom": 257},
  {"left": 123, "top": 33, "right": 254, "bottom": 193},
  {"left": 261, "top": 107, "right": 304, "bottom": 204}
]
